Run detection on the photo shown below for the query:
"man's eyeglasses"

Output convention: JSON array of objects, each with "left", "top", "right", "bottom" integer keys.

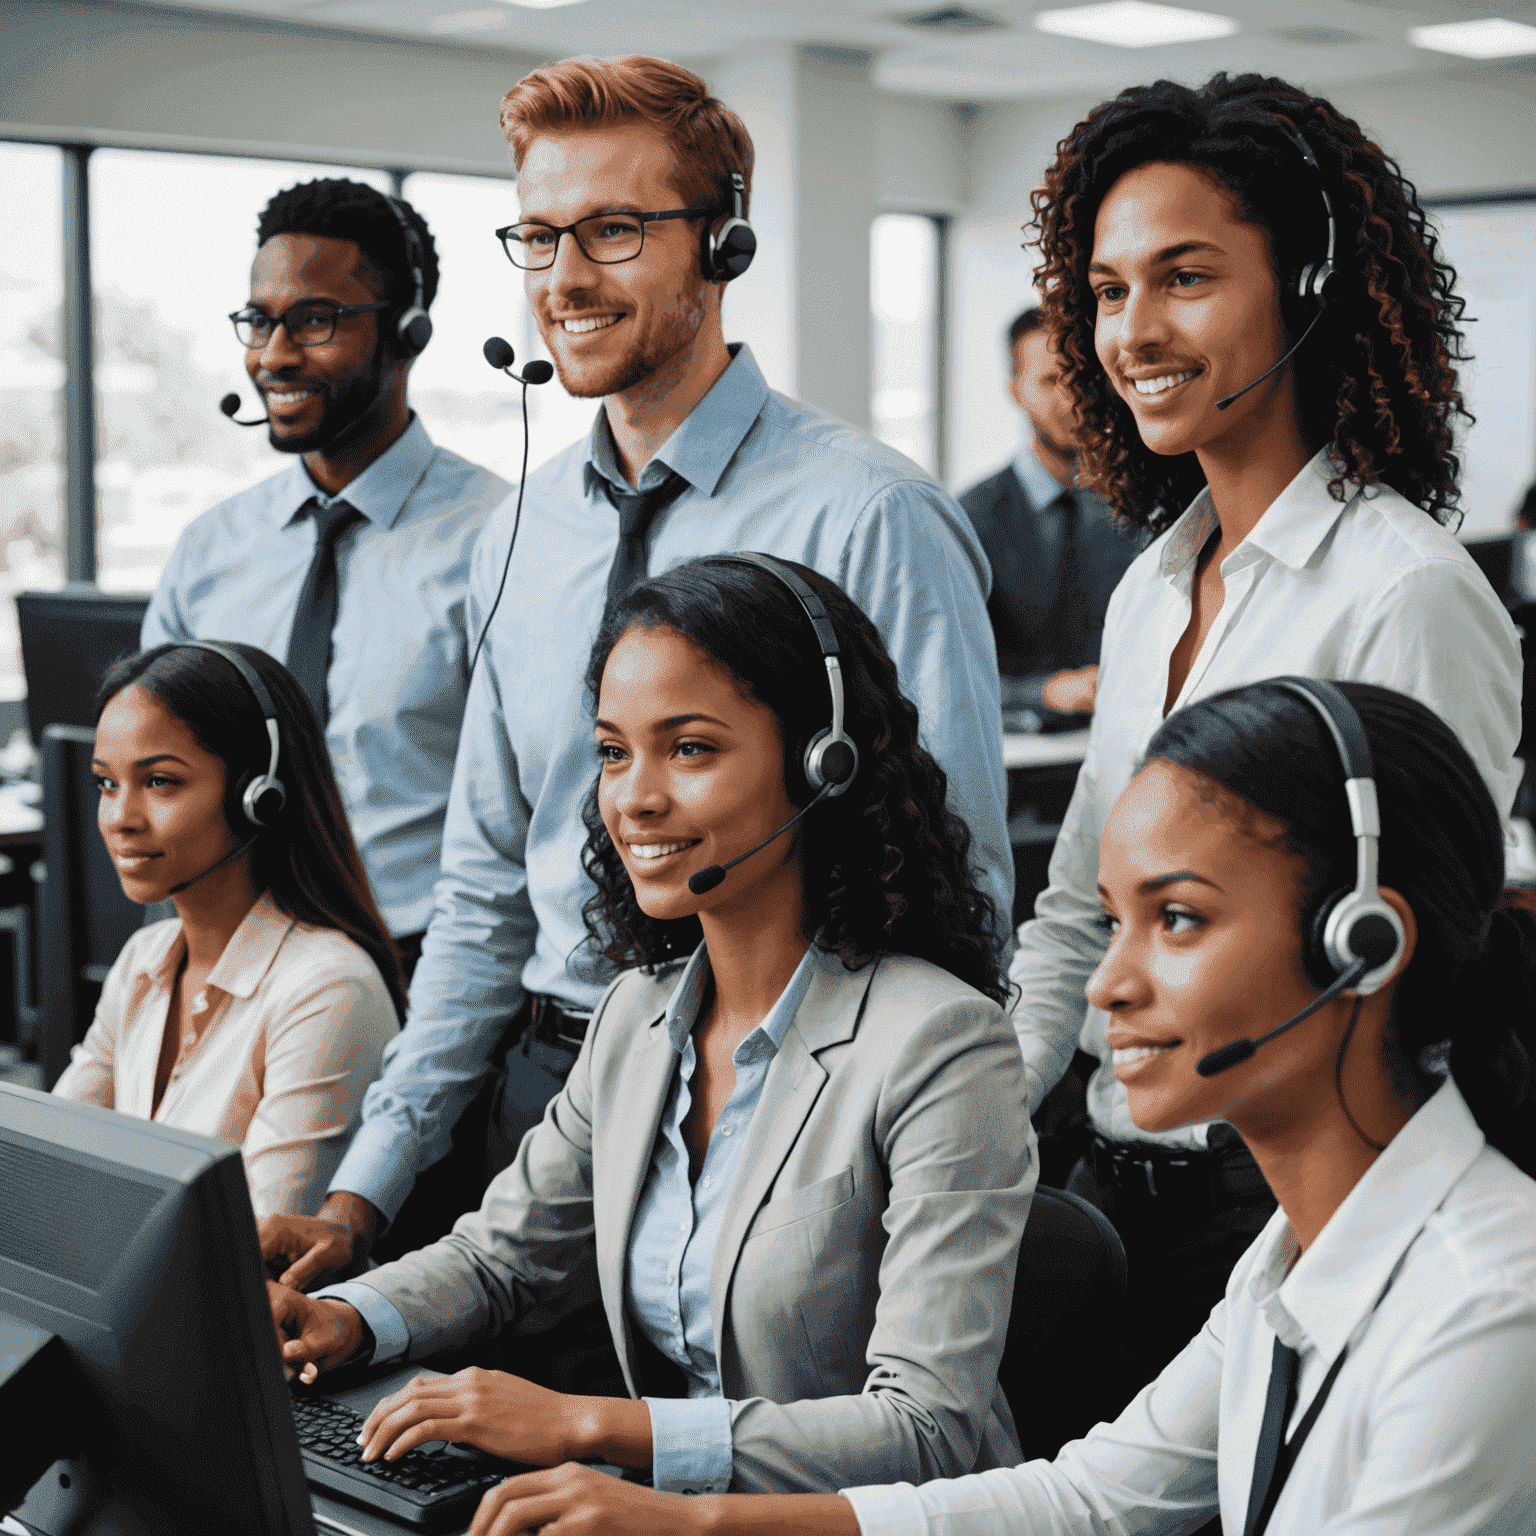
[
  {"left": 494, "top": 206, "right": 716, "bottom": 271},
  {"left": 229, "top": 301, "right": 389, "bottom": 349}
]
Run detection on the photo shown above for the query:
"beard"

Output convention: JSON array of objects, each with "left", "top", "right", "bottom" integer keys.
[
  {"left": 266, "top": 345, "right": 389, "bottom": 456},
  {"left": 549, "top": 282, "right": 708, "bottom": 400}
]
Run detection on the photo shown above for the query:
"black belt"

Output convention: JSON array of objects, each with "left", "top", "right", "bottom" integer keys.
[
  {"left": 511, "top": 993, "right": 593, "bottom": 1055},
  {"left": 1088, "top": 1126, "right": 1271, "bottom": 1213}
]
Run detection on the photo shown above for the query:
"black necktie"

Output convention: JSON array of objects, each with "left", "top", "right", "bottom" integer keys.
[
  {"left": 602, "top": 472, "right": 688, "bottom": 612},
  {"left": 1041, "top": 490, "right": 1086, "bottom": 670},
  {"left": 1244, "top": 1335, "right": 1300, "bottom": 1536},
  {"left": 285, "top": 498, "right": 363, "bottom": 726}
]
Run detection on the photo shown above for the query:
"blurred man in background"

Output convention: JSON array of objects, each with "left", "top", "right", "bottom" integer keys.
[{"left": 961, "top": 307, "right": 1140, "bottom": 729}]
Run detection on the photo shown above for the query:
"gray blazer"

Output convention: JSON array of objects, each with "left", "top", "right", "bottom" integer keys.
[{"left": 351, "top": 949, "right": 1036, "bottom": 1493}]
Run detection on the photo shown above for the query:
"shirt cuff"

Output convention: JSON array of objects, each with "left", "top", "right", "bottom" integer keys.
[
  {"left": 314, "top": 1281, "right": 411, "bottom": 1365},
  {"left": 838, "top": 1483, "right": 927, "bottom": 1536},
  {"left": 330, "top": 1118, "right": 419, "bottom": 1226},
  {"left": 643, "top": 1396, "right": 733, "bottom": 1494}
]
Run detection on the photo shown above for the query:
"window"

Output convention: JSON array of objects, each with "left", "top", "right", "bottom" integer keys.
[
  {"left": 870, "top": 212, "right": 941, "bottom": 476},
  {"left": 88, "top": 150, "right": 389, "bottom": 594},
  {"left": 0, "top": 142, "right": 66, "bottom": 702}
]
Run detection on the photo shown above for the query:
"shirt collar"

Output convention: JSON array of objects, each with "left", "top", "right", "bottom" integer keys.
[
  {"left": 583, "top": 343, "right": 770, "bottom": 500},
  {"left": 1246, "top": 1075, "right": 1485, "bottom": 1362},
  {"left": 661, "top": 940, "right": 822, "bottom": 1066},
  {"left": 127, "top": 888, "right": 296, "bottom": 1001},
  {"left": 274, "top": 414, "right": 435, "bottom": 531},
  {"left": 1158, "top": 447, "right": 1357, "bottom": 588},
  {"left": 1012, "top": 441, "right": 1070, "bottom": 513}
]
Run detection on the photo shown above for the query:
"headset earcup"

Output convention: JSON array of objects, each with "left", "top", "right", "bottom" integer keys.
[
  {"left": 235, "top": 771, "right": 286, "bottom": 829},
  {"left": 804, "top": 728, "right": 858, "bottom": 799},
  {"left": 1304, "top": 888, "right": 1349, "bottom": 988},
  {"left": 396, "top": 307, "right": 433, "bottom": 357},
  {"left": 712, "top": 219, "right": 756, "bottom": 281}
]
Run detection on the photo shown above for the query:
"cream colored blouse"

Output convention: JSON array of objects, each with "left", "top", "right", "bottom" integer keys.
[{"left": 53, "top": 890, "right": 398, "bottom": 1218}]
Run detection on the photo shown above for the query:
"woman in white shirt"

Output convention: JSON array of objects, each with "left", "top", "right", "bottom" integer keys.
[
  {"left": 481, "top": 678, "right": 1536, "bottom": 1534},
  {"left": 54, "top": 640, "right": 402, "bottom": 1218},
  {"left": 1007, "top": 69, "right": 1524, "bottom": 1399}
]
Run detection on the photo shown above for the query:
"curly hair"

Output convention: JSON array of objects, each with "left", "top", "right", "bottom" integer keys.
[
  {"left": 1031, "top": 73, "right": 1470, "bottom": 533},
  {"left": 577, "top": 557, "right": 1006, "bottom": 1003},
  {"left": 257, "top": 178, "right": 438, "bottom": 332}
]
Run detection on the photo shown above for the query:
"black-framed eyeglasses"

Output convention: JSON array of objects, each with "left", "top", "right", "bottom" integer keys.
[
  {"left": 229, "top": 301, "right": 390, "bottom": 349},
  {"left": 494, "top": 206, "right": 716, "bottom": 271}
]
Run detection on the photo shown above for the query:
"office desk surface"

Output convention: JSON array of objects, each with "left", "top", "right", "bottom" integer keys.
[{"left": 1003, "top": 728, "right": 1090, "bottom": 771}]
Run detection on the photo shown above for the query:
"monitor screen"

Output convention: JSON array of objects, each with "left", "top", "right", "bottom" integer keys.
[
  {"left": 16, "top": 591, "right": 150, "bottom": 745},
  {"left": 0, "top": 1082, "right": 315, "bottom": 1535}
]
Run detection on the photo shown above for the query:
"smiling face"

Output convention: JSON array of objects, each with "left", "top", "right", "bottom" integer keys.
[
  {"left": 516, "top": 125, "right": 718, "bottom": 400},
  {"left": 94, "top": 685, "right": 245, "bottom": 905},
  {"left": 595, "top": 623, "right": 803, "bottom": 927},
  {"left": 1089, "top": 161, "right": 1296, "bottom": 463},
  {"left": 1087, "top": 757, "right": 1352, "bottom": 1136},
  {"left": 245, "top": 233, "right": 394, "bottom": 455}
]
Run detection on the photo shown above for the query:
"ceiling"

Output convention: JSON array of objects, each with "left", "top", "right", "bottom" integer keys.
[{"left": 140, "top": 0, "right": 1536, "bottom": 100}]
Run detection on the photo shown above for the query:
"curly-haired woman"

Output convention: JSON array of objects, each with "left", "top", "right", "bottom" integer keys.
[
  {"left": 268, "top": 555, "right": 1035, "bottom": 1507},
  {"left": 1005, "top": 72, "right": 1525, "bottom": 1402}
]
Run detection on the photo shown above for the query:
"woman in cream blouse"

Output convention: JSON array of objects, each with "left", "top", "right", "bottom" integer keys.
[{"left": 54, "top": 641, "right": 402, "bottom": 1218}]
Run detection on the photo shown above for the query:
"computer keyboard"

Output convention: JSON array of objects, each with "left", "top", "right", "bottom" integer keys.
[{"left": 292, "top": 1389, "right": 529, "bottom": 1530}]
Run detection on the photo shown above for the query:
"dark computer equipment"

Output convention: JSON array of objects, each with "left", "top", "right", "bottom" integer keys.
[
  {"left": 38, "top": 725, "right": 143, "bottom": 1089},
  {"left": 0, "top": 1081, "right": 316, "bottom": 1535},
  {"left": 1462, "top": 536, "right": 1514, "bottom": 604},
  {"left": 16, "top": 590, "right": 150, "bottom": 744}
]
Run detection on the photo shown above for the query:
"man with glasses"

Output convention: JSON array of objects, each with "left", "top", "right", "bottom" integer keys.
[
  {"left": 143, "top": 177, "right": 509, "bottom": 981},
  {"left": 257, "top": 59, "right": 1011, "bottom": 1358}
]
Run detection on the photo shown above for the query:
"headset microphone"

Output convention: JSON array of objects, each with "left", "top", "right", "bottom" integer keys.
[
  {"left": 1193, "top": 677, "right": 1405, "bottom": 1078},
  {"left": 220, "top": 392, "right": 269, "bottom": 427},
  {"left": 688, "top": 781, "right": 835, "bottom": 896},
  {"left": 168, "top": 837, "right": 260, "bottom": 896},
  {"left": 1216, "top": 124, "right": 1338, "bottom": 411},
  {"left": 465, "top": 339, "right": 553, "bottom": 683}
]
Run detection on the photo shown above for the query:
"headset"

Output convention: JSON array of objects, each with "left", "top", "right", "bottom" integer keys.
[
  {"left": 701, "top": 171, "right": 757, "bottom": 284},
  {"left": 1215, "top": 123, "right": 1338, "bottom": 411},
  {"left": 178, "top": 640, "right": 288, "bottom": 831},
  {"left": 1196, "top": 677, "right": 1406, "bottom": 1077},
  {"left": 382, "top": 194, "right": 434, "bottom": 358},
  {"left": 686, "top": 553, "right": 859, "bottom": 895}
]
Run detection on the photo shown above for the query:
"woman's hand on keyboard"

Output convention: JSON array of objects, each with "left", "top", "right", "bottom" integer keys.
[
  {"left": 358, "top": 1366, "right": 650, "bottom": 1470},
  {"left": 268, "top": 1279, "right": 365, "bottom": 1383}
]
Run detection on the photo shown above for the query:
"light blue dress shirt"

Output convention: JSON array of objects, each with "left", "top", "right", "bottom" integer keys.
[
  {"left": 321, "top": 941, "right": 818, "bottom": 1494},
  {"left": 332, "top": 343, "right": 1010, "bottom": 1222},
  {"left": 142, "top": 416, "right": 509, "bottom": 936}
]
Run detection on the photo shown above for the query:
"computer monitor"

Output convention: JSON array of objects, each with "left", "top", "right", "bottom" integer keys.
[
  {"left": 16, "top": 590, "right": 151, "bottom": 745},
  {"left": 0, "top": 1081, "right": 316, "bottom": 1536}
]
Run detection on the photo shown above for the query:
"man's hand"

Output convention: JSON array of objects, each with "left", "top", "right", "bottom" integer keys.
[
  {"left": 1041, "top": 664, "right": 1099, "bottom": 717},
  {"left": 268, "top": 1281, "right": 366, "bottom": 1384},
  {"left": 358, "top": 1367, "right": 645, "bottom": 1470},
  {"left": 258, "top": 1191, "right": 379, "bottom": 1290}
]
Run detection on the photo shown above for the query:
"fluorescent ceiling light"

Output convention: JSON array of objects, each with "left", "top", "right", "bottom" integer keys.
[
  {"left": 1408, "top": 18, "right": 1536, "bottom": 58},
  {"left": 1034, "top": 0, "right": 1238, "bottom": 47},
  {"left": 494, "top": 0, "right": 590, "bottom": 8},
  {"left": 431, "top": 7, "right": 509, "bottom": 29}
]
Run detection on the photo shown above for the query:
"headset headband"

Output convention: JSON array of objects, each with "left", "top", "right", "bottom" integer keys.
[{"left": 176, "top": 640, "right": 285, "bottom": 827}]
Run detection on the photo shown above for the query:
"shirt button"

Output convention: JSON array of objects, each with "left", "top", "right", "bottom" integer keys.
[
  {"left": 678, "top": 1219, "right": 689, "bottom": 1232},
  {"left": 190, "top": 991, "right": 208, "bottom": 1013},
  {"left": 702, "top": 1175, "right": 713, "bottom": 1189},
  {"left": 720, "top": 1125, "right": 733, "bottom": 1137}
]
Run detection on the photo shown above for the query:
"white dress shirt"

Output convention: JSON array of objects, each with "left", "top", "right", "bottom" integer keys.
[
  {"left": 844, "top": 1075, "right": 1536, "bottom": 1535},
  {"left": 1010, "top": 449, "right": 1523, "bottom": 1142},
  {"left": 52, "top": 891, "right": 398, "bottom": 1217}
]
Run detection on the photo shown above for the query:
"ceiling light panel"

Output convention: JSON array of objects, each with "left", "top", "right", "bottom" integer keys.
[
  {"left": 492, "top": 0, "right": 589, "bottom": 9},
  {"left": 1033, "top": 1, "right": 1238, "bottom": 48},
  {"left": 1409, "top": 18, "right": 1536, "bottom": 58}
]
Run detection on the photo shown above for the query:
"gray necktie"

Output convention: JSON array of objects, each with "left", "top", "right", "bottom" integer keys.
[{"left": 285, "top": 497, "right": 363, "bottom": 725}]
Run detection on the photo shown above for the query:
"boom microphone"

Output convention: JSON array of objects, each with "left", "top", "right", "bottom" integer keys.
[
  {"left": 687, "top": 782, "right": 835, "bottom": 896},
  {"left": 167, "top": 837, "right": 258, "bottom": 897},
  {"left": 1215, "top": 308, "right": 1326, "bottom": 411},
  {"left": 220, "top": 392, "right": 269, "bottom": 427},
  {"left": 482, "top": 337, "right": 554, "bottom": 386},
  {"left": 1195, "top": 956, "right": 1368, "bottom": 1076},
  {"left": 464, "top": 338, "right": 553, "bottom": 683}
]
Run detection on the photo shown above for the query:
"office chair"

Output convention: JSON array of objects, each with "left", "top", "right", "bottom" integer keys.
[
  {"left": 39, "top": 725, "right": 143, "bottom": 1088},
  {"left": 999, "top": 1185, "right": 1130, "bottom": 1461}
]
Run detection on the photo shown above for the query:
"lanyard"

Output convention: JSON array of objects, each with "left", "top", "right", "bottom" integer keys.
[{"left": 1244, "top": 1336, "right": 1352, "bottom": 1536}]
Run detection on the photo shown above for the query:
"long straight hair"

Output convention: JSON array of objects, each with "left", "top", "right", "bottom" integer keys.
[{"left": 97, "top": 643, "right": 407, "bottom": 1020}]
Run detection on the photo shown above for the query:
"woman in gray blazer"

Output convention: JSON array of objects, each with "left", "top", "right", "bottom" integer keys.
[{"left": 271, "top": 555, "right": 1035, "bottom": 1509}]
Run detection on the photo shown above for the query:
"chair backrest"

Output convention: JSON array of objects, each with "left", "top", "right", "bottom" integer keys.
[
  {"left": 999, "top": 1184, "right": 1129, "bottom": 1461},
  {"left": 39, "top": 725, "right": 143, "bottom": 1088}
]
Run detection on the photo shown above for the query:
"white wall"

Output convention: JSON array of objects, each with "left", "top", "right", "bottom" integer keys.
[{"left": 947, "top": 72, "right": 1536, "bottom": 510}]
